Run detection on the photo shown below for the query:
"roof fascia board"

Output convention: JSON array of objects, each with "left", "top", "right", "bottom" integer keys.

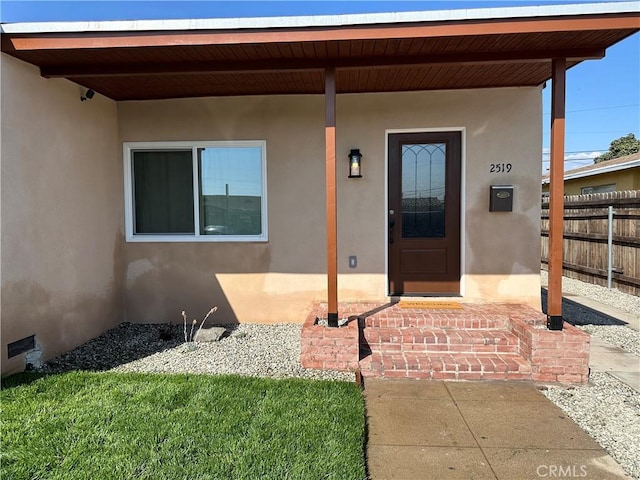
[
  {"left": 3, "top": 15, "right": 639, "bottom": 51},
  {"left": 564, "top": 159, "right": 640, "bottom": 181},
  {"left": 541, "top": 159, "right": 640, "bottom": 184},
  {"left": 2, "top": 1, "right": 639, "bottom": 34}
]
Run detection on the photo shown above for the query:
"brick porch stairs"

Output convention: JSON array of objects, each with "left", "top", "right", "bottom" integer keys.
[
  {"left": 301, "top": 302, "right": 591, "bottom": 383},
  {"left": 359, "top": 304, "right": 532, "bottom": 380}
]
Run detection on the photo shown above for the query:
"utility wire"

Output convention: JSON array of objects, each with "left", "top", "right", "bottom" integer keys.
[
  {"left": 543, "top": 103, "right": 640, "bottom": 115},
  {"left": 566, "top": 131, "right": 639, "bottom": 134},
  {"left": 541, "top": 156, "right": 604, "bottom": 164},
  {"left": 541, "top": 161, "right": 598, "bottom": 164},
  {"left": 541, "top": 149, "right": 607, "bottom": 156}
]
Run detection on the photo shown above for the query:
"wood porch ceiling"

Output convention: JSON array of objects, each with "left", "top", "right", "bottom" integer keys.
[{"left": 1, "top": 13, "right": 638, "bottom": 100}]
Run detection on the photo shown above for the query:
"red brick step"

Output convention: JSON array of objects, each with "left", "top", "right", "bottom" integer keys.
[
  {"left": 363, "top": 327, "right": 520, "bottom": 354},
  {"left": 362, "top": 311, "right": 510, "bottom": 329},
  {"left": 359, "top": 352, "right": 532, "bottom": 380}
]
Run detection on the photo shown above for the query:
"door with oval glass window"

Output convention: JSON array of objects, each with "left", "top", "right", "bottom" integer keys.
[{"left": 388, "top": 131, "right": 461, "bottom": 295}]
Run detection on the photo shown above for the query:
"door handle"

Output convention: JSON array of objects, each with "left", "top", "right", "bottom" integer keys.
[{"left": 389, "top": 218, "right": 395, "bottom": 244}]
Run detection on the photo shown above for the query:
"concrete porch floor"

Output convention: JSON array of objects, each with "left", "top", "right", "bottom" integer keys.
[{"left": 364, "top": 379, "right": 631, "bottom": 479}]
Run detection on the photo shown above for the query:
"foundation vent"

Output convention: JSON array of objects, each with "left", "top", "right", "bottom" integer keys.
[{"left": 7, "top": 335, "right": 35, "bottom": 358}]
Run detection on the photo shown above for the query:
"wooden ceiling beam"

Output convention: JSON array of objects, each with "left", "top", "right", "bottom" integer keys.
[
  {"left": 3, "top": 15, "right": 638, "bottom": 51},
  {"left": 39, "top": 48, "right": 604, "bottom": 78}
]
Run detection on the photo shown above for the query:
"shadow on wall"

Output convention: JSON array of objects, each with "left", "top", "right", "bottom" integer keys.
[
  {"left": 540, "top": 288, "right": 627, "bottom": 326},
  {"left": 1, "top": 276, "right": 123, "bottom": 376},
  {"left": 124, "top": 255, "right": 239, "bottom": 325}
]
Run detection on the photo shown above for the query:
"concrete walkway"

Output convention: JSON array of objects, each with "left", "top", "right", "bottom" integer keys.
[
  {"left": 589, "top": 336, "right": 640, "bottom": 393},
  {"left": 560, "top": 292, "right": 640, "bottom": 332},
  {"left": 364, "top": 379, "right": 632, "bottom": 479},
  {"left": 547, "top": 289, "right": 640, "bottom": 393},
  {"left": 364, "top": 295, "right": 638, "bottom": 479}
]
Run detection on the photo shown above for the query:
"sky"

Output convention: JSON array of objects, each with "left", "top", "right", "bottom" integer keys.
[{"left": 1, "top": 0, "right": 638, "bottom": 172}]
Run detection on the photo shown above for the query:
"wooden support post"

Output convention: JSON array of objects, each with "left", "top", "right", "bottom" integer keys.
[
  {"left": 325, "top": 67, "right": 338, "bottom": 327},
  {"left": 547, "top": 58, "right": 566, "bottom": 331}
]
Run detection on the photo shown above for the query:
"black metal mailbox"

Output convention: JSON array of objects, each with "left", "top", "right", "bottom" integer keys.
[{"left": 489, "top": 185, "right": 514, "bottom": 212}]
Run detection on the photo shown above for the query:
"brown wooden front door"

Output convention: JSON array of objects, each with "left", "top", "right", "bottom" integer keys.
[{"left": 388, "top": 131, "right": 461, "bottom": 295}]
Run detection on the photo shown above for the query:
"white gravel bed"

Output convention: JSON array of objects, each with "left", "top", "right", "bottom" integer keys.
[
  {"left": 541, "top": 270, "right": 640, "bottom": 316},
  {"left": 539, "top": 271, "right": 640, "bottom": 478},
  {"left": 40, "top": 322, "right": 355, "bottom": 382},
  {"left": 578, "top": 325, "right": 640, "bottom": 356},
  {"left": 541, "top": 372, "right": 640, "bottom": 480},
  {"left": 540, "top": 270, "right": 640, "bottom": 354}
]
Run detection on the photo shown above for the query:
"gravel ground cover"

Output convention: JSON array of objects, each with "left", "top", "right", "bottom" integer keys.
[
  {"left": 578, "top": 324, "right": 640, "bottom": 356},
  {"left": 540, "top": 271, "right": 640, "bottom": 479},
  {"left": 541, "top": 270, "right": 640, "bottom": 316},
  {"left": 40, "top": 322, "right": 354, "bottom": 382},
  {"left": 541, "top": 372, "right": 640, "bottom": 480}
]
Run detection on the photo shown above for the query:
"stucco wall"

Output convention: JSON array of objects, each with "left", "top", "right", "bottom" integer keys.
[
  {"left": 1, "top": 54, "right": 122, "bottom": 375},
  {"left": 541, "top": 168, "right": 640, "bottom": 195},
  {"left": 118, "top": 87, "right": 542, "bottom": 324},
  {"left": 563, "top": 169, "right": 639, "bottom": 195}
]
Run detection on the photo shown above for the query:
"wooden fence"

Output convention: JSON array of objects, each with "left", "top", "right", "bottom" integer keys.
[{"left": 541, "top": 190, "right": 640, "bottom": 296}]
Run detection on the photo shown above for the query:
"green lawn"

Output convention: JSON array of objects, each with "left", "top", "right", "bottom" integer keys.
[{"left": 1, "top": 372, "right": 366, "bottom": 480}]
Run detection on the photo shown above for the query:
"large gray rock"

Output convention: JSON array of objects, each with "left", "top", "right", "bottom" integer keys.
[{"left": 194, "top": 326, "right": 226, "bottom": 342}]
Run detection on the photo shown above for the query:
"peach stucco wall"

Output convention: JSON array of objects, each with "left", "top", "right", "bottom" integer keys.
[
  {"left": 1, "top": 55, "right": 122, "bottom": 375},
  {"left": 118, "top": 88, "right": 542, "bottom": 325},
  {"left": 1, "top": 53, "right": 543, "bottom": 375}
]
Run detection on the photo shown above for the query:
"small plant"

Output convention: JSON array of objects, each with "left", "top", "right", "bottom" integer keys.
[{"left": 181, "top": 307, "right": 218, "bottom": 343}]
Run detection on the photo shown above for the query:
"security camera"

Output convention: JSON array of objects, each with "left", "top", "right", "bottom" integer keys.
[{"left": 80, "top": 89, "right": 95, "bottom": 101}]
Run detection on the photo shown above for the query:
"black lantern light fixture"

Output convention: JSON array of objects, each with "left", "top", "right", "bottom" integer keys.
[{"left": 348, "top": 149, "right": 362, "bottom": 178}]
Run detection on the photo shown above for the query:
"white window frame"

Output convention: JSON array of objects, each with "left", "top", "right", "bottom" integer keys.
[
  {"left": 123, "top": 140, "right": 268, "bottom": 242},
  {"left": 580, "top": 184, "right": 615, "bottom": 195}
]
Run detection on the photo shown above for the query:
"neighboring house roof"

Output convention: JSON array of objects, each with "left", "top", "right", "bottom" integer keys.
[
  {"left": 1, "top": 2, "right": 638, "bottom": 100},
  {"left": 541, "top": 152, "right": 640, "bottom": 185}
]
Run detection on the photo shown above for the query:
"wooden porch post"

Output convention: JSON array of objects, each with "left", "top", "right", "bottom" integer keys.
[
  {"left": 325, "top": 67, "right": 339, "bottom": 327},
  {"left": 547, "top": 58, "right": 566, "bottom": 330}
]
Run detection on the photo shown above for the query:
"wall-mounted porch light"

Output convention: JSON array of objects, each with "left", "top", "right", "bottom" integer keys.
[{"left": 348, "top": 149, "right": 362, "bottom": 178}]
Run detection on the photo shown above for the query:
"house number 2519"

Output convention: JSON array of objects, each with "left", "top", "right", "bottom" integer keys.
[{"left": 490, "top": 163, "right": 512, "bottom": 173}]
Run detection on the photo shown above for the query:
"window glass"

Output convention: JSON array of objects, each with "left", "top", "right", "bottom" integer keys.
[
  {"left": 133, "top": 150, "right": 194, "bottom": 234},
  {"left": 125, "top": 141, "right": 267, "bottom": 242},
  {"left": 581, "top": 184, "right": 615, "bottom": 195},
  {"left": 401, "top": 143, "right": 446, "bottom": 238},
  {"left": 198, "top": 147, "right": 263, "bottom": 236}
]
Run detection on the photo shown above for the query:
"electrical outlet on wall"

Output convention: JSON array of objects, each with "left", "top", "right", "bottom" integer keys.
[{"left": 349, "top": 256, "right": 357, "bottom": 268}]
